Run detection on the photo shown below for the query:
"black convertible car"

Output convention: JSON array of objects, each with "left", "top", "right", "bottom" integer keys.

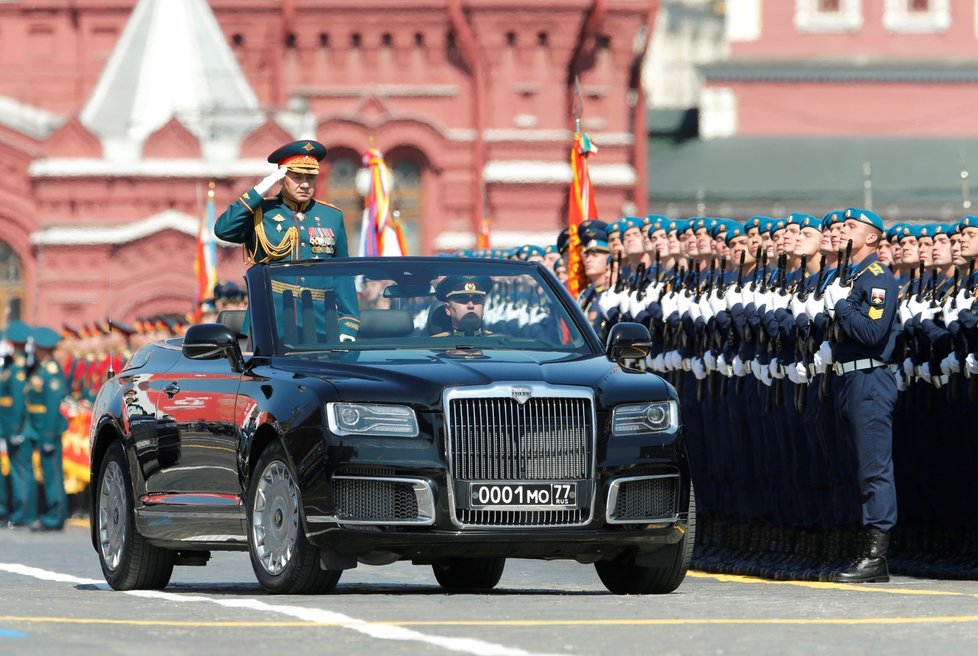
[{"left": 89, "top": 257, "right": 692, "bottom": 595}]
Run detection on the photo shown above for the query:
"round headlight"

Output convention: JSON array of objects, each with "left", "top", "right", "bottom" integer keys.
[
  {"left": 646, "top": 404, "right": 667, "bottom": 426},
  {"left": 339, "top": 406, "right": 361, "bottom": 427}
]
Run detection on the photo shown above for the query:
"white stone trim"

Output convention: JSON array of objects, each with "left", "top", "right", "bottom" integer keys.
[
  {"left": 295, "top": 84, "right": 458, "bottom": 98},
  {"left": 29, "top": 158, "right": 274, "bottom": 178},
  {"left": 434, "top": 230, "right": 560, "bottom": 251},
  {"left": 795, "top": 0, "right": 864, "bottom": 33},
  {"left": 482, "top": 129, "right": 633, "bottom": 145},
  {"left": 726, "top": 0, "right": 762, "bottom": 42},
  {"left": 29, "top": 209, "right": 237, "bottom": 246},
  {"left": 883, "top": 0, "right": 950, "bottom": 33},
  {"left": 699, "top": 86, "right": 737, "bottom": 139},
  {"left": 482, "top": 161, "right": 636, "bottom": 186},
  {"left": 0, "top": 94, "right": 62, "bottom": 140}
]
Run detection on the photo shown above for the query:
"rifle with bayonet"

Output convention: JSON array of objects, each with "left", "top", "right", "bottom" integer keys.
[
  {"left": 821, "top": 240, "right": 852, "bottom": 399},
  {"left": 613, "top": 252, "right": 625, "bottom": 293}
]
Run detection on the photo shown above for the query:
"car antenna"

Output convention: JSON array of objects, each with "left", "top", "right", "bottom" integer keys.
[{"left": 107, "top": 264, "right": 115, "bottom": 379}]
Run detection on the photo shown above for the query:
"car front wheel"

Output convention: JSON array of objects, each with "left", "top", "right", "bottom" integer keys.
[
  {"left": 247, "top": 440, "right": 341, "bottom": 594},
  {"left": 96, "top": 441, "right": 174, "bottom": 590}
]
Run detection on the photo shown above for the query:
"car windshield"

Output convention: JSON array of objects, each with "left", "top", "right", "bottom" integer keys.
[{"left": 260, "top": 258, "right": 592, "bottom": 356}]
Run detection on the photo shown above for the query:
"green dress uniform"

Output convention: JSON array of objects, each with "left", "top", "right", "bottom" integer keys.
[
  {"left": 24, "top": 352, "right": 68, "bottom": 530},
  {"left": 1, "top": 321, "right": 36, "bottom": 526}
]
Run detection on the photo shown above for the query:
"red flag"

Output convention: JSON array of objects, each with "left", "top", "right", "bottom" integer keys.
[
  {"left": 566, "top": 133, "right": 598, "bottom": 297},
  {"left": 476, "top": 215, "right": 491, "bottom": 250}
]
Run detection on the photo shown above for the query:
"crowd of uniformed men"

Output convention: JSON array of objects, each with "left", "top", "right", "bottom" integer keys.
[{"left": 457, "top": 210, "right": 978, "bottom": 581}]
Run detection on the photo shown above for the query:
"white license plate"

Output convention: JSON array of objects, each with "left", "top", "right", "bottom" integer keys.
[{"left": 469, "top": 482, "right": 577, "bottom": 509}]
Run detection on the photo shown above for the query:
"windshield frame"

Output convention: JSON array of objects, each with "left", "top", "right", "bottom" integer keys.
[{"left": 245, "top": 257, "right": 603, "bottom": 358}]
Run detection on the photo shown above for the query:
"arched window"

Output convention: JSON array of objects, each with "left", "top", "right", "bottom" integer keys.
[
  {"left": 327, "top": 155, "right": 362, "bottom": 250},
  {"left": 390, "top": 160, "right": 423, "bottom": 256},
  {"left": 0, "top": 241, "right": 24, "bottom": 327}
]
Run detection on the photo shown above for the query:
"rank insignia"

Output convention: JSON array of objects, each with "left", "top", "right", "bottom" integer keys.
[
  {"left": 871, "top": 288, "right": 886, "bottom": 305},
  {"left": 868, "top": 263, "right": 884, "bottom": 276},
  {"left": 868, "top": 307, "right": 884, "bottom": 320},
  {"left": 270, "top": 214, "right": 285, "bottom": 222}
]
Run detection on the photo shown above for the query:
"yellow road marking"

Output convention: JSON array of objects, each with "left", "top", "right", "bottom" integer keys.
[
  {"left": 687, "top": 571, "right": 970, "bottom": 597},
  {"left": 5, "top": 615, "right": 978, "bottom": 628}
]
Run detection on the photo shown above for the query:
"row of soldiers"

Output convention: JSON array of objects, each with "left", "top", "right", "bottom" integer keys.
[
  {"left": 0, "top": 321, "right": 70, "bottom": 530},
  {"left": 468, "top": 211, "right": 976, "bottom": 581}
]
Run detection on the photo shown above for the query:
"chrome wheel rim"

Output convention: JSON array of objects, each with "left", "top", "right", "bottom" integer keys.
[
  {"left": 98, "top": 460, "right": 127, "bottom": 571},
  {"left": 251, "top": 460, "right": 299, "bottom": 576}
]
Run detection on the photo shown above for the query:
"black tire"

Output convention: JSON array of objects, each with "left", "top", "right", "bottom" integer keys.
[
  {"left": 432, "top": 557, "right": 506, "bottom": 591},
  {"left": 247, "top": 440, "right": 341, "bottom": 594},
  {"left": 96, "top": 441, "right": 174, "bottom": 590},
  {"left": 596, "top": 484, "right": 696, "bottom": 595}
]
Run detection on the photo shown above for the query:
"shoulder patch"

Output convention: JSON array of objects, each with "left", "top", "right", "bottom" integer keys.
[
  {"left": 868, "top": 263, "right": 884, "bottom": 276},
  {"left": 868, "top": 306, "right": 884, "bottom": 320}
]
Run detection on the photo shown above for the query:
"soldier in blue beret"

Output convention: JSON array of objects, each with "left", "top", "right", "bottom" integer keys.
[
  {"left": 1, "top": 320, "right": 35, "bottom": 528},
  {"left": 820, "top": 206, "right": 899, "bottom": 582},
  {"left": 215, "top": 139, "right": 359, "bottom": 342},
  {"left": 24, "top": 327, "right": 68, "bottom": 531}
]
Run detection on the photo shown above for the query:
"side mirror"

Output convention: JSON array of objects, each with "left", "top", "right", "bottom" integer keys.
[
  {"left": 605, "top": 322, "right": 652, "bottom": 369},
  {"left": 182, "top": 323, "right": 244, "bottom": 372}
]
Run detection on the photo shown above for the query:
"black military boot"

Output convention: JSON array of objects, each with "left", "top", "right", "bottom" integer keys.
[{"left": 832, "top": 527, "right": 891, "bottom": 583}]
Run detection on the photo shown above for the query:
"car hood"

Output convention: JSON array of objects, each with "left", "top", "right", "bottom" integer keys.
[{"left": 272, "top": 349, "right": 674, "bottom": 410}]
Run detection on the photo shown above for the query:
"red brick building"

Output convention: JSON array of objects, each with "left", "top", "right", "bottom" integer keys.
[{"left": 0, "top": 0, "right": 653, "bottom": 329}]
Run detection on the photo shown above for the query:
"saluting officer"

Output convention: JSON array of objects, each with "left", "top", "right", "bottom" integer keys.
[
  {"left": 821, "top": 208, "right": 899, "bottom": 583},
  {"left": 215, "top": 140, "right": 359, "bottom": 341}
]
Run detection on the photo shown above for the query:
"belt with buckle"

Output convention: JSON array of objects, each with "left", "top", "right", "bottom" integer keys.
[{"left": 833, "top": 358, "right": 885, "bottom": 376}]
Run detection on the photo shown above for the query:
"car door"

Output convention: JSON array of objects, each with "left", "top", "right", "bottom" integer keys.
[{"left": 152, "top": 352, "right": 242, "bottom": 499}]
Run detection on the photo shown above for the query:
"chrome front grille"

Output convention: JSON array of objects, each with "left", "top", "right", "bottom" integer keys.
[
  {"left": 447, "top": 396, "right": 592, "bottom": 481},
  {"left": 445, "top": 385, "right": 596, "bottom": 528},
  {"left": 606, "top": 475, "right": 680, "bottom": 524}
]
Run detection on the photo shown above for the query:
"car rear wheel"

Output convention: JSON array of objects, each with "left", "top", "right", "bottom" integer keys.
[
  {"left": 595, "top": 484, "right": 696, "bottom": 595},
  {"left": 432, "top": 557, "right": 505, "bottom": 591},
  {"left": 247, "top": 441, "right": 341, "bottom": 594},
  {"left": 96, "top": 441, "right": 174, "bottom": 590}
]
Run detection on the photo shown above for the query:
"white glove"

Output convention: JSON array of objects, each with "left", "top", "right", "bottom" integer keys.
[
  {"left": 749, "top": 358, "right": 763, "bottom": 380},
  {"left": 966, "top": 353, "right": 978, "bottom": 376},
  {"left": 755, "top": 361, "right": 773, "bottom": 386},
  {"left": 339, "top": 334, "right": 356, "bottom": 343},
  {"left": 254, "top": 166, "right": 288, "bottom": 195},
  {"left": 676, "top": 293, "right": 692, "bottom": 316},
  {"left": 953, "top": 288, "right": 971, "bottom": 310},
  {"left": 698, "top": 296, "right": 713, "bottom": 321},
  {"left": 899, "top": 301, "right": 913, "bottom": 326},
  {"left": 754, "top": 290, "right": 772, "bottom": 313},
  {"left": 943, "top": 302, "right": 961, "bottom": 326},
  {"left": 703, "top": 350, "right": 717, "bottom": 371},
  {"left": 769, "top": 359, "right": 784, "bottom": 379},
  {"left": 667, "top": 350, "right": 683, "bottom": 370},
  {"left": 660, "top": 293, "right": 678, "bottom": 319},
  {"left": 804, "top": 294, "right": 823, "bottom": 320},
  {"left": 709, "top": 289, "right": 727, "bottom": 315},
  {"left": 793, "top": 362, "right": 809, "bottom": 384},
  {"left": 823, "top": 281, "right": 849, "bottom": 315},
  {"left": 691, "top": 357, "right": 707, "bottom": 380},
  {"left": 615, "top": 290, "right": 631, "bottom": 315},
  {"left": 906, "top": 295, "right": 928, "bottom": 317},
  {"left": 813, "top": 340, "right": 833, "bottom": 368},
  {"left": 770, "top": 293, "right": 791, "bottom": 312},
  {"left": 895, "top": 369, "right": 907, "bottom": 392},
  {"left": 725, "top": 287, "right": 743, "bottom": 309},
  {"left": 732, "top": 355, "right": 747, "bottom": 377},
  {"left": 903, "top": 357, "right": 915, "bottom": 379},
  {"left": 920, "top": 362, "right": 932, "bottom": 383},
  {"left": 790, "top": 294, "right": 808, "bottom": 318},
  {"left": 941, "top": 353, "right": 961, "bottom": 376},
  {"left": 716, "top": 353, "right": 730, "bottom": 377},
  {"left": 597, "top": 290, "right": 619, "bottom": 316},
  {"left": 688, "top": 298, "right": 702, "bottom": 321},
  {"left": 629, "top": 293, "right": 647, "bottom": 318},
  {"left": 916, "top": 305, "right": 940, "bottom": 323}
]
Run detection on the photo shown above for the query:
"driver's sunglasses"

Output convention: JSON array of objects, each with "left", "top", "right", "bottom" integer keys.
[{"left": 450, "top": 294, "right": 485, "bottom": 305}]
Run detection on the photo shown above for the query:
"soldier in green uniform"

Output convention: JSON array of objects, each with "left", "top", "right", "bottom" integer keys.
[
  {"left": 431, "top": 276, "right": 494, "bottom": 337},
  {"left": 215, "top": 140, "right": 360, "bottom": 342},
  {"left": 1, "top": 321, "right": 35, "bottom": 527},
  {"left": 25, "top": 326, "right": 68, "bottom": 531}
]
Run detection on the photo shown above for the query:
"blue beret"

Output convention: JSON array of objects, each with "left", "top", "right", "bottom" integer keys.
[
  {"left": 668, "top": 219, "right": 686, "bottom": 234},
  {"left": 267, "top": 140, "right": 327, "bottom": 174},
  {"left": 788, "top": 212, "right": 818, "bottom": 228},
  {"left": 544, "top": 244, "right": 557, "bottom": 255},
  {"left": 769, "top": 217, "right": 788, "bottom": 235},
  {"left": 725, "top": 226, "right": 745, "bottom": 245},
  {"left": 607, "top": 220, "right": 623, "bottom": 236},
  {"left": 843, "top": 207, "right": 884, "bottom": 232},
  {"left": 959, "top": 216, "right": 978, "bottom": 231},
  {"left": 32, "top": 325, "right": 60, "bottom": 350},
  {"left": 620, "top": 216, "right": 643, "bottom": 233},
  {"left": 822, "top": 211, "right": 844, "bottom": 229},
  {"left": 6, "top": 320, "right": 30, "bottom": 343},
  {"left": 895, "top": 224, "right": 921, "bottom": 241}
]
